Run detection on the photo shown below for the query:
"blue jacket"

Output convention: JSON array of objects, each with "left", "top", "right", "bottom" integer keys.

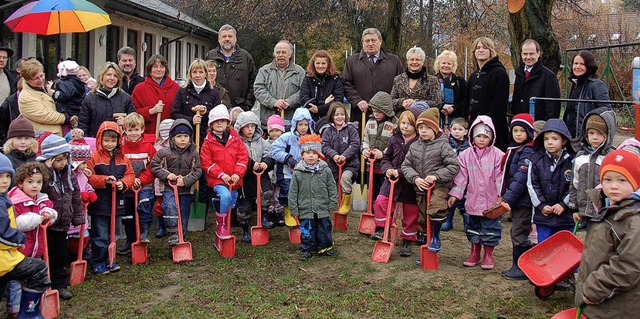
[
  {"left": 271, "top": 108, "right": 314, "bottom": 181},
  {"left": 501, "top": 117, "right": 536, "bottom": 208},
  {"left": 52, "top": 75, "right": 85, "bottom": 117},
  {"left": 448, "top": 135, "right": 470, "bottom": 156},
  {"left": 527, "top": 119, "right": 575, "bottom": 227}
]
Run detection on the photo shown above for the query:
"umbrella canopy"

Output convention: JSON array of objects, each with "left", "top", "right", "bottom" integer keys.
[{"left": 4, "top": 0, "right": 111, "bottom": 35}]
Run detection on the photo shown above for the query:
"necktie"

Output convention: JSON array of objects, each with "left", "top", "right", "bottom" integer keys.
[
  {"left": 525, "top": 70, "right": 530, "bottom": 80},
  {"left": 369, "top": 55, "right": 375, "bottom": 65}
]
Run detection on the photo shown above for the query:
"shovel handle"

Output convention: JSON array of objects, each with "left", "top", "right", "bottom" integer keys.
[
  {"left": 573, "top": 221, "right": 580, "bottom": 234},
  {"left": 254, "top": 169, "right": 263, "bottom": 226},
  {"left": 168, "top": 181, "right": 186, "bottom": 243},
  {"left": 155, "top": 112, "right": 162, "bottom": 140},
  {"left": 382, "top": 178, "right": 398, "bottom": 241},
  {"left": 576, "top": 301, "right": 586, "bottom": 319},
  {"left": 336, "top": 161, "right": 344, "bottom": 205},
  {"left": 78, "top": 203, "right": 88, "bottom": 259}
]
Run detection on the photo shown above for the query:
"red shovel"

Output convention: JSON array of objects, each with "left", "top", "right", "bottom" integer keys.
[
  {"left": 358, "top": 156, "right": 377, "bottom": 235},
  {"left": 131, "top": 187, "right": 148, "bottom": 264},
  {"left": 40, "top": 221, "right": 60, "bottom": 319},
  {"left": 108, "top": 181, "right": 117, "bottom": 268},
  {"left": 169, "top": 182, "right": 192, "bottom": 263},
  {"left": 251, "top": 169, "right": 269, "bottom": 246},
  {"left": 333, "top": 161, "right": 347, "bottom": 231},
  {"left": 289, "top": 216, "right": 301, "bottom": 244},
  {"left": 69, "top": 203, "right": 88, "bottom": 286},
  {"left": 214, "top": 184, "right": 236, "bottom": 257},
  {"left": 371, "top": 177, "right": 398, "bottom": 263},
  {"left": 420, "top": 184, "right": 438, "bottom": 270}
]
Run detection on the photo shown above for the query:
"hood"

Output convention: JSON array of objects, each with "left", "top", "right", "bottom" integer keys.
[
  {"left": 95, "top": 121, "right": 122, "bottom": 153},
  {"left": 169, "top": 119, "right": 195, "bottom": 150},
  {"left": 368, "top": 91, "right": 394, "bottom": 118},
  {"left": 234, "top": 111, "right": 264, "bottom": 138},
  {"left": 534, "top": 119, "right": 573, "bottom": 152},
  {"left": 291, "top": 108, "right": 314, "bottom": 134},
  {"left": 468, "top": 115, "right": 497, "bottom": 147},
  {"left": 576, "top": 107, "right": 617, "bottom": 153},
  {"left": 479, "top": 56, "right": 506, "bottom": 73},
  {"left": 8, "top": 186, "right": 39, "bottom": 205}
]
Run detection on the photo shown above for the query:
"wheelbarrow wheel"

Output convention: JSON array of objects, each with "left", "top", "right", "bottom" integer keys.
[{"left": 535, "top": 285, "right": 555, "bottom": 299}]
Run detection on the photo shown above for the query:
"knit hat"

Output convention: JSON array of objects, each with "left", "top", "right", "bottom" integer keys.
[
  {"left": 57, "top": 60, "right": 80, "bottom": 77},
  {"left": 409, "top": 101, "right": 429, "bottom": 120},
  {"left": 472, "top": 123, "right": 493, "bottom": 139},
  {"left": 509, "top": 113, "right": 534, "bottom": 143},
  {"left": 37, "top": 134, "right": 71, "bottom": 162},
  {"left": 7, "top": 115, "right": 35, "bottom": 139},
  {"left": 299, "top": 134, "right": 325, "bottom": 161},
  {"left": 267, "top": 114, "right": 285, "bottom": 133},
  {"left": 208, "top": 104, "right": 231, "bottom": 126},
  {"left": 159, "top": 119, "right": 175, "bottom": 142},
  {"left": 0, "top": 153, "right": 15, "bottom": 178},
  {"left": 600, "top": 149, "right": 640, "bottom": 190},
  {"left": 585, "top": 114, "right": 608, "bottom": 136},
  {"left": 416, "top": 107, "right": 440, "bottom": 134},
  {"left": 69, "top": 132, "right": 92, "bottom": 169},
  {"left": 533, "top": 120, "right": 546, "bottom": 134},
  {"left": 170, "top": 122, "right": 193, "bottom": 138},
  {"left": 368, "top": 91, "right": 394, "bottom": 117}
]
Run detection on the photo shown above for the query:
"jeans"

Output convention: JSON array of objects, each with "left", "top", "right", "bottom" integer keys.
[
  {"left": 299, "top": 215, "right": 333, "bottom": 253},
  {"left": 89, "top": 215, "right": 110, "bottom": 268},
  {"left": 212, "top": 185, "right": 238, "bottom": 215},
  {"left": 536, "top": 224, "right": 573, "bottom": 243},
  {"left": 5, "top": 280, "right": 20, "bottom": 314},
  {"left": 161, "top": 190, "right": 192, "bottom": 233}
]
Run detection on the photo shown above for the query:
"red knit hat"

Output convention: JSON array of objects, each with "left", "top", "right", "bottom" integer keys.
[
  {"left": 600, "top": 149, "right": 640, "bottom": 190},
  {"left": 299, "top": 134, "right": 325, "bottom": 161}
]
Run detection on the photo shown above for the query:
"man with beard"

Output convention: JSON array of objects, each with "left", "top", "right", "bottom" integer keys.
[
  {"left": 118, "top": 46, "right": 144, "bottom": 95},
  {"left": 205, "top": 24, "right": 257, "bottom": 112},
  {"left": 254, "top": 40, "right": 305, "bottom": 129}
]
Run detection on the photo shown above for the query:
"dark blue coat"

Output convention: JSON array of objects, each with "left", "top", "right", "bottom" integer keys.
[
  {"left": 501, "top": 144, "right": 534, "bottom": 208},
  {"left": 299, "top": 74, "right": 344, "bottom": 122},
  {"left": 379, "top": 129, "right": 418, "bottom": 203},
  {"left": 448, "top": 135, "right": 470, "bottom": 156},
  {"left": 52, "top": 75, "right": 85, "bottom": 116}
]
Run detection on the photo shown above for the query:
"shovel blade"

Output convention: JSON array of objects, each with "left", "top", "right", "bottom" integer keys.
[
  {"left": 131, "top": 242, "right": 148, "bottom": 265},
  {"left": 172, "top": 242, "right": 193, "bottom": 263},
  {"left": 219, "top": 236, "right": 236, "bottom": 258},
  {"left": 41, "top": 289, "right": 59, "bottom": 319},
  {"left": 358, "top": 213, "right": 375, "bottom": 235},
  {"left": 371, "top": 241, "right": 394, "bottom": 263},
  {"left": 69, "top": 260, "right": 87, "bottom": 286},
  {"left": 390, "top": 224, "right": 400, "bottom": 246},
  {"left": 108, "top": 243, "right": 116, "bottom": 266},
  {"left": 289, "top": 226, "right": 301, "bottom": 244},
  {"left": 334, "top": 211, "right": 348, "bottom": 231},
  {"left": 251, "top": 227, "right": 269, "bottom": 246},
  {"left": 420, "top": 245, "right": 439, "bottom": 270}
]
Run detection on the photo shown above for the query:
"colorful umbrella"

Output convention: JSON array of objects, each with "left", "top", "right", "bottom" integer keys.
[{"left": 4, "top": 0, "right": 111, "bottom": 35}]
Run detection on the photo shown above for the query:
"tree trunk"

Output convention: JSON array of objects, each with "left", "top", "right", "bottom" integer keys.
[
  {"left": 508, "top": 0, "right": 561, "bottom": 73},
  {"left": 424, "top": 0, "right": 434, "bottom": 60},
  {"left": 385, "top": 0, "right": 403, "bottom": 54}
]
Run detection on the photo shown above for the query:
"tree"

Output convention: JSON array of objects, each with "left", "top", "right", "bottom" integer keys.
[{"left": 384, "top": 0, "right": 403, "bottom": 53}]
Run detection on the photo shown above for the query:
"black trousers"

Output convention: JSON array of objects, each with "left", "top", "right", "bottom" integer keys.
[
  {"left": 0, "top": 257, "right": 51, "bottom": 296},
  {"left": 47, "top": 229, "right": 69, "bottom": 289}
]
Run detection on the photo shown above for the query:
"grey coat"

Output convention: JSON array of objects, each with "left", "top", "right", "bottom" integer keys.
[
  {"left": 390, "top": 71, "right": 442, "bottom": 113},
  {"left": 254, "top": 60, "right": 305, "bottom": 128},
  {"left": 288, "top": 160, "right": 338, "bottom": 220},
  {"left": 401, "top": 133, "right": 460, "bottom": 192}
]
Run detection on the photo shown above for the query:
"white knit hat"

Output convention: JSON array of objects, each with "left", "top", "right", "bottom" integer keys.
[
  {"left": 208, "top": 104, "right": 231, "bottom": 126},
  {"left": 158, "top": 119, "right": 175, "bottom": 142},
  {"left": 57, "top": 60, "right": 80, "bottom": 77}
]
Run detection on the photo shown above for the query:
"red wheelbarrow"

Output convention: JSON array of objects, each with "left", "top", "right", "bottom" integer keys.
[
  {"left": 551, "top": 302, "right": 587, "bottom": 319},
  {"left": 518, "top": 230, "right": 584, "bottom": 299}
]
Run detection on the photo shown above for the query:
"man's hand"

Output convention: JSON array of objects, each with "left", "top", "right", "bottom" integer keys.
[{"left": 357, "top": 100, "right": 368, "bottom": 113}]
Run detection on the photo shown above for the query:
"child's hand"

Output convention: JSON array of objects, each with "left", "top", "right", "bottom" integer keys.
[
  {"left": 542, "top": 205, "right": 553, "bottom": 216},
  {"left": 221, "top": 174, "right": 231, "bottom": 184},
  {"left": 106, "top": 175, "right": 117, "bottom": 183},
  {"left": 167, "top": 173, "right": 177, "bottom": 181},
  {"left": 425, "top": 175, "right": 437, "bottom": 186},
  {"left": 415, "top": 178, "right": 430, "bottom": 191},
  {"left": 495, "top": 197, "right": 503, "bottom": 206},
  {"left": 230, "top": 174, "right": 240, "bottom": 185},
  {"left": 83, "top": 168, "right": 92, "bottom": 177},
  {"left": 43, "top": 158, "right": 54, "bottom": 168},
  {"left": 133, "top": 178, "right": 141, "bottom": 189},
  {"left": 386, "top": 169, "right": 398, "bottom": 179},
  {"left": 372, "top": 149, "right": 383, "bottom": 159},
  {"left": 41, "top": 212, "right": 52, "bottom": 221},
  {"left": 551, "top": 204, "right": 565, "bottom": 215},
  {"left": 115, "top": 181, "right": 124, "bottom": 190},
  {"left": 573, "top": 212, "right": 582, "bottom": 223},
  {"left": 193, "top": 114, "right": 202, "bottom": 125},
  {"left": 447, "top": 196, "right": 457, "bottom": 207},
  {"left": 176, "top": 175, "right": 185, "bottom": 187}
]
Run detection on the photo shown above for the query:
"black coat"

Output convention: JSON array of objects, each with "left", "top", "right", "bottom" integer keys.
[
  {"left": 511, "top": 60, "right": 561, "bottom": 120},
  {"left": 170, "top": 81, "right": 221, "bottom": 145},
  {"left": 122, "top": 73, "right": 144, "bottom": 96},
  {"left": 563, "top": 76, "right": 610, "bottom": 138},
  {"left": 379, "top": 129, "right": 418, "bottom": 203},
  {"left": 0, "top": 92, "right": 20, "bottom": 145},
  {"left": 300, "top": 74, "right": 344, "bottom": 122},
  {"left": 205, "top": 45, "right": 257, "bottom": 111},
  {"left": 466, "top": 57, "right": 510, "bottom": 151},
  {"left": 437, "top": 72, "right": 467, "bottom": 120},
  {"left": 51, "top": 75, "right": 86, "bottom": 116},
  {"left": 78, "top": 89, "right": 136, "bottom": 137}
]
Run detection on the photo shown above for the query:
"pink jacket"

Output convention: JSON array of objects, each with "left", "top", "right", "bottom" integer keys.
[
  {"left": 8, "top": 187, "right": 57, "bottom": 258},
  {"left": 67, "top": 170, "right": 94, "bottom": 235},
  {"left": 449, "top": 116, "right": 504, "bottom": 216}
]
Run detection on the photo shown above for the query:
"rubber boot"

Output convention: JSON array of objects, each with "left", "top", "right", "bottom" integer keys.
[
  {"left": 215, "top": 213, "right": 231, "bottom": 239},
  {"left": 241, "top": 223, "right": 251, "bottom": 243},
  {"left": 283, "top": 207, "right": 296, "bottom": 227},
  {"left": 140, "top": 223, "right": 151, "bottom": 243},
  {"left": 501, "top": 245, "right": 528, "bottom": 280},
  {"left": 261, "top": 208, "right": 275, "bottom": 229},
  {"left": 427, "top": 221, "right": 442, "bottom": 252},
  {"left": 441, "top": 211, "right": 454, "bottom": 231},
  {"left": 17, "top": 289, "right": 44, "bottom": 319},
  {"left": 155, "top": 217, "right": 166, "bottom": 238},
  {"left": 481, "top": 245, "right": 495, "bottom": 270},
  {"left": 463, "top": 243, "right": 481, "bottom": 267},
  {"left": 166, "top": 227, "right": 178, "bottom": 246},
  {"left": 338, "top": 193, "right": 351, "bottom": 215}
]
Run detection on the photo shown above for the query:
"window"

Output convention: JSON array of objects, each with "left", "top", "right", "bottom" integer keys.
[
  {"left": 194, "top": 44, "right": 198, "bottom": 59},
  {"left": 160, "top": 37, "right": 169, "bottom": 59},
  {"left": 175, "top": 41, "right": 182, "bottom": 79},
  {"left": 143, "top": 33, "right": 153, "bottom": 65},
  {"left": 36, "top": 35, "right": 60, "bottom": 80},
  {"left": 186, "top": 43, "right": 191, "bottom": 64},
  {"left": 106, "top": 25, "right": 120, "bottom": 63},
  {"left": 72, "top": 33, "right": 89, "bottom": 67},
  {"left": 127, "top": 29, "right": 138, "bottom": 54}
]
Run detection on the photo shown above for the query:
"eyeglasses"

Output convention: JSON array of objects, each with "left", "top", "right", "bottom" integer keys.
[{"left": 0, "top": 56, "right": 8, "bottom": 60}]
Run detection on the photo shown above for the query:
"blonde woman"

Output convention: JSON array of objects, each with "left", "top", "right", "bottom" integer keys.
[{"left": 434, "top": 50, "right": 467, "bottom": 124}]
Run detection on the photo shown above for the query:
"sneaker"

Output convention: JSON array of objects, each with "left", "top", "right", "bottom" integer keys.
[
  {"left": 370, "top": 228, "right": 384, "bottom": 240},
  {"left": 116, "top": 243, "right": 132, "bottom": 255},
  {"left": 93, "top": 264, "right": 110, "bottom": 275},
  {"left": 58, "top": 288, "right": 73, "bottom": 300},
  {"left": 108, "top": 262, "right": 121, "bottom": 272},
  {"left": 318, "top": 247, "right": 338, "bottom": 256},
  {"left": 300, "top": 251, "right": 313, "bottom": 261},
  {"left": 400, "top": 239, "right": 412, "bottom": 257},
  {"left": 168, "top": 234, "right": 179, "bottom": 246}
]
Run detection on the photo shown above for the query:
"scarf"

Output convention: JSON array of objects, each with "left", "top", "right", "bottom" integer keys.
[
  {"left": 97, "top": 87, "right": 118, "bottom": 99},
  {"left": 193, "top": 81, "right": 207, "bottom": 94},
  {"left": 406, "top": 66, "right": 426, "bottom": 80}
]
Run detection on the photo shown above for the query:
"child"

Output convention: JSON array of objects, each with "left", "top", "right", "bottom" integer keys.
[
  {"left": 151, "top": 119, "right": 202, "bottom": 246},
  {"left": 499, "top": 114, "right": 536, "bottom": 280},
  {"left": 153, "top": 119, "right": 175, "bottom": 238},
  {"left": 574, "top": 149, "right": 640, "bottom": 318},
  {"left": 37, "top": 134, "right": 84, "bottom": 300},
  {"left": 442, "top": 117, "right": 470, "bottom": 232},
  {"left": 363, "top": 91, "right": 397, "bottom": 200},
  {"left": 321, "top": 102, "right": 360, "bottom": 216},
  {"left": 0, "top": 154, "right": 51, "bottom": 319},
  {"left": 271, "top": 108, "right": 314, "bottom": 227},
  {"left": 87, "top": 122, "right": 135, "bottom": 275},
  {"left": 51, "top": 60, "right": 83, "bottom": 133},
  {"left": 119, "top": 113, "right": 156, "bottom": 253},
  {"left": 289, "top": 134, "right": 338, "bottom": 261},
  {"left": 448, "top": 116, "right": 504, "bottom": 269},
  {"left": 234, "top": 111, "right": 276, "bottom": 243},
  {"left": 526, "top": 119, "right": 575, "bottom": 243},
  {"left": 266, "top": 114, "right": 285, "bottom": 226},
  {"left": 229, "top": 106, "right": 243, "bottom": 128},
  {"left": 200, "top": 105, "right": 248, "bottom": 239},
  {"left": 3, "top": 115, "right": 38, "bottom": 170},
  {"left": 401, "top": 108, "right": 459, "bottom": 257},
  {"left": 533, "top": 120, "right": 546, "bottom": 138},
  {"left": 371, "top": 108, "right": 420, "bottom": 257},
  {"left": 569, "top": 107, "right": 617, "bottom": 226}
]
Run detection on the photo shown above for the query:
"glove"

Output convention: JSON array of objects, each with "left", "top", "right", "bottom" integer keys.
[
  {"left": 285, "top": 155, "right": 297, "bottom": 168},
  {"left": 81, "top": 191, "right": 98, "bottom": 203}
]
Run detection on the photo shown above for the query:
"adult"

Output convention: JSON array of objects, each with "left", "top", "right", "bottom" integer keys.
[
  {"left": 254, "top": 40, "right": 305, "bottom": 128},
  {"left": 131, "top": 54, "right": 180, "bottom": 135},
  {"left": 0, "top": 46, "right": 17, "bottom": 105},
  {"left": 205, "top": 60, "right": 232, "bottom": 108},
  {"left": 390, "top": 46, "right": 441, "bottom": 115},
  {"left": 342, "top": 28, "right": 403, "bottom": 131},
  {"left": 434, "top": 50, "right": 467, "bottom": 124},
  {"left": 299, "top": 50, "right": 344, "bottom": 124},
  {"left": 78, "top": 62, "right": 136, "bottom": 137},
  {"left": 466, "top": 37, "right": 510, "bottom": 151},
  {"left": 171, "top": 59, "right": 222, "bottom": 145},
  {"left": 563, "top": 50, "right": 611, "bottom": 139},
  {"left": 205, "top": 24, "right": 257, "bottom": 111},
  {"left": 118, "top": 46, "right": 144, "bottom": 95},
  {"left": 76, "top": 66, "right": 96, "bottom": 94},
  {"left": 0, "top": 80, "right": 21, "bottom": 145},
  {"left": 511, "top": 39, "right": 561, "bottom": 121},
  {"left": 18, "top": 60, "right": 68, "bottom": 136}
]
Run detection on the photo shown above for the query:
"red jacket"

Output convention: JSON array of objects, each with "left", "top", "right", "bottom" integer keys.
[
  {"left": 131, "top": 76, "right": 180, "bottom": 135},
  {"left": 200, "top": 129, "right": 248, "bottom": 189},
  {"left": 8, "top": 187, "right": 56, "bottom": 258},
  {"left": 122, "top": 134, "right": 157, "bottom": 186}
]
